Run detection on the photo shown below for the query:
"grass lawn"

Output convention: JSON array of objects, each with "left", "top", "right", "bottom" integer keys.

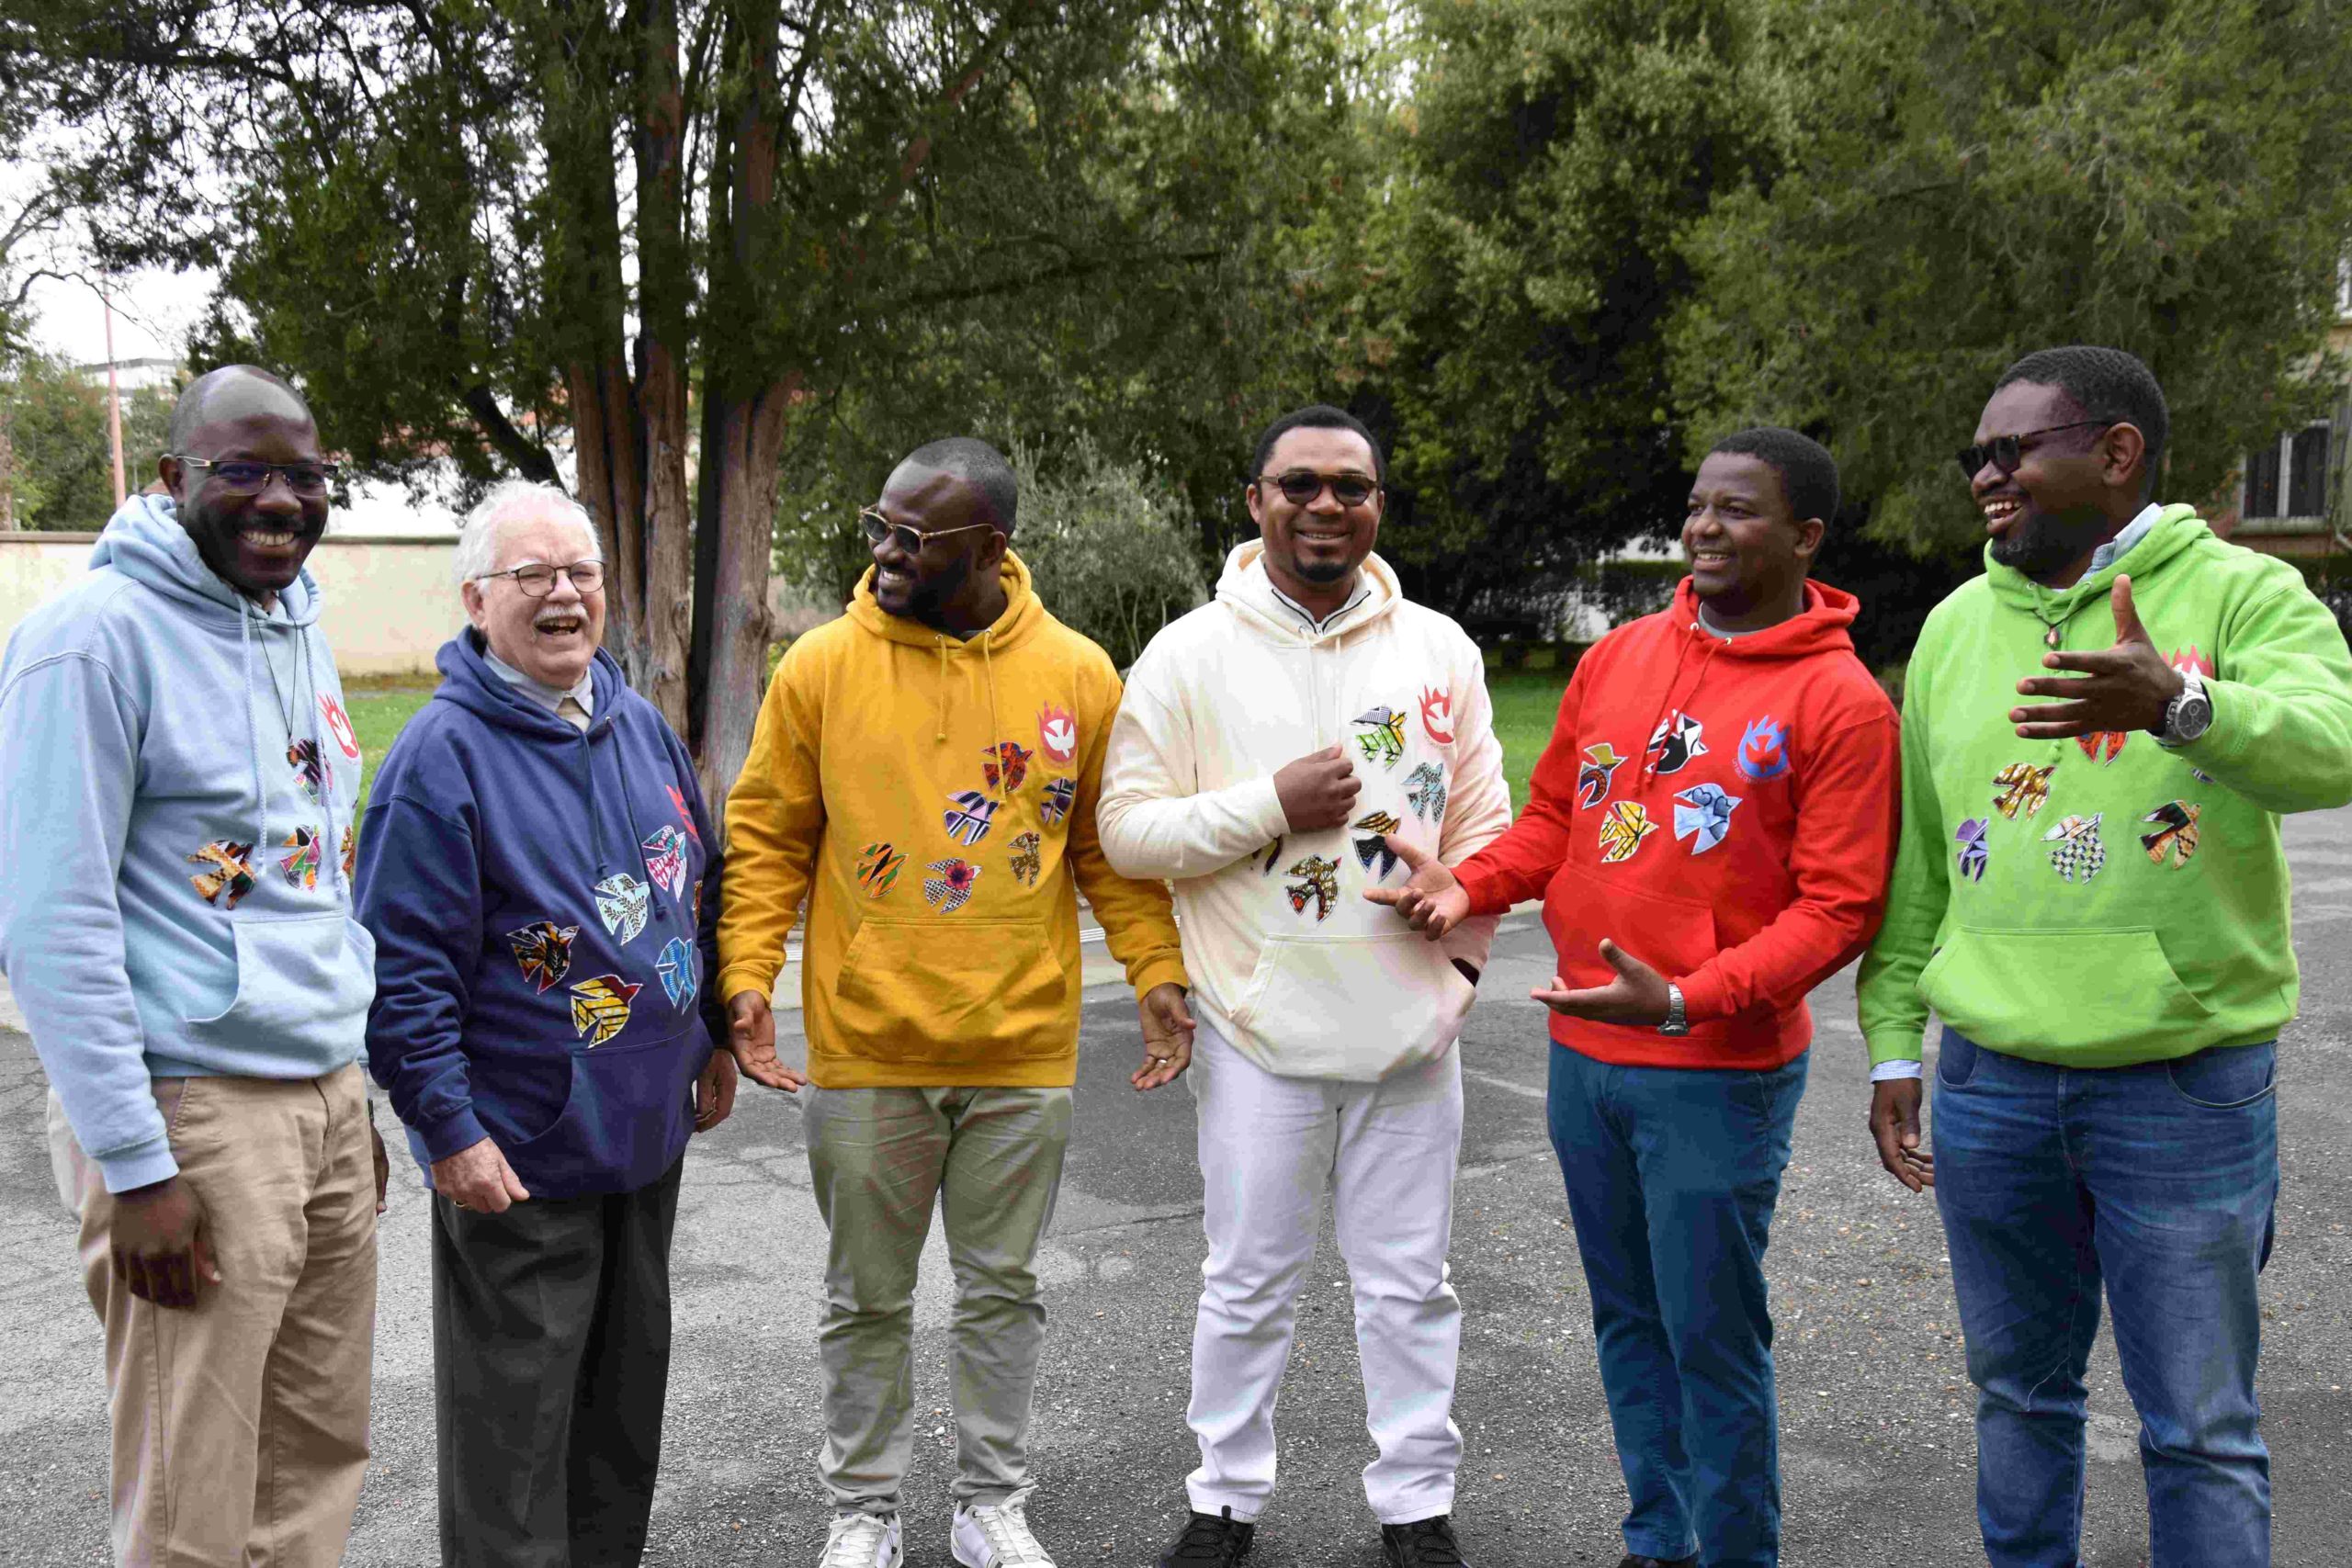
[
  {"left": 1487, "top": 667, "right": 1570, "bottom": 810},
  {"left": 345, "top": 687, "right": 435, "bottom": 813}
]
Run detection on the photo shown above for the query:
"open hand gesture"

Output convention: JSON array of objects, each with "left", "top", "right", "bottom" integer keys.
[
  {"left": 727, "top": 990, "right": 808, "bottom": 1092},
  {"left": 1133, "top": 982, "right": 1194, "bottom": 1090},
  {"left": 2010, "top": 575, "right": 2184, "bottom": 739},
  {"left": 1363, "top": 836, "right": 1470, "bottom": 940},
  {"left": 1530, "top": 938, "right": 1674, "bottom": 1026}
]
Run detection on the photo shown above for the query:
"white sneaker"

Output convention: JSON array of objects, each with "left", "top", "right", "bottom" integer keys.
[
  {"left": 821, "top": 1511, "right": 903, "bottom": 1568},
  {"left": 952, "top": 1495, "right": 1057, "bottom": 1568}
]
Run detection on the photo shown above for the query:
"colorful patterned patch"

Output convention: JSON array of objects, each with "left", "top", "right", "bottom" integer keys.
[
  {"left": 188, "top": 840, "right": 257, "bottom": 908},
  {"left": 1352, "top": 810, "right": 1405, "bottom": 878},
  {"left": 924, "top": 858, "right": 981, "bottom": 912},
  {"left": 944, "top": 790, "right": 1000, "bottom": 846},
  {"left": 1736, "top": 716, "right": 1790, "bottom": 782},
  {"left": 569, "top": 973, "right": 641, "bottom": 1045},
  {"left": 2167, "top": 645, "right": 2214, "bottom": 680},
  {"left": 665, "top": 784, "right": 702, "bottom": 844},
  {"left": 277, "top": 826, "right": 323, "bottom": 890},
  {"left": 1008, "top": 830, "right": 1043, "bottom": 888},
  {"left": 1993, "top": 761, "right": 2055, "bottom": 820},
  {"left": 1418, "top": 686, "right": 1454, "bottom": 746},
  {"left": 1037, "top": 704, "right": 1079, "bottom": 766},
  {"left": 1259, "top": 836, "right": 1284, "bottom": 875},
  {"left": 320, "top": 694, "right": 361, "bottom": 760},
  {"left": 1645, "top": 711, "right": 1708, "bottom": 774},
  {"left": 594, "top": 874, "right": 650, "bottom": 943},
  {"left": 1038, "top": 776, "right": 1077, "bottom": 828},
  {"left": 1597, "top": 801, "right": 1657, "bottom": 864},
  {"left": 856, "top": 842, "right": 906, "bottom": 898},
  {"left": 2141, "top": 800, "right": 2201, "bottom": 868},
  {"left": 1577, "top": 744, "right": 1626, "bottom": 810},
  {"left": 642, "top": 825, "right": 692, "bottom": 901},
  {"left": 2076, "top": 729, "right": 2128, "bottom": 766},
  {"left": 288, "top": 738, "right": 328, "bottom": 804},
  {"left": 1404, "top": 761, "right": 1448, "bottom": 825},
  {"left": 507, "top": 920, "right": 580, "bottom": 993},
  {"left": 340, "top": 824, "right": 356, "bottom": 883},
  {"left": 1352, "top": 705, "right": 1408, "bottom": 769},
  {"left": 1284, "top": 854, "right": 1340, "bottom": 921},
  {"left": 981, "top": 741, "right": 1033, "bottom": 797},
  {"left": 2041, "top": 813, "right": 2107, "bottom": 884},
  {"left": 1671, "top": 784, "right": 1740, "bottom": 854},
  {"left": 656, "top": 936, "right": 698, "bottom": 1010},
  {"left": 1955, "top": 818, "right": 1989, "bottom": 883}
]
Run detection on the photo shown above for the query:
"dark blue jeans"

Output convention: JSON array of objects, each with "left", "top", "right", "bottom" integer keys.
[
  {"left": 1932, "top": 1028, "right": 2278, "bottom": 1568},
  {"left": 1546, "top": 1043, "right": 1807, "bottom": 1568}
]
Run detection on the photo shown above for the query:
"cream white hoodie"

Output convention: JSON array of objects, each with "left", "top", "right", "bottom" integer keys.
[{"left": 1098, "top": 543, "right": 1510, "bottom": 1079}]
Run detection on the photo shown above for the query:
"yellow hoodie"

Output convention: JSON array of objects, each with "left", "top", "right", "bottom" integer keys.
[{"left": 717, "top": 551, "right": 1187, "bottom": 1089}]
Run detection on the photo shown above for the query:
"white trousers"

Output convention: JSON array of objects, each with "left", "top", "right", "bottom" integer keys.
[{"left": 1184, "top": 1022, "right": 1466, "bottom": 1524}]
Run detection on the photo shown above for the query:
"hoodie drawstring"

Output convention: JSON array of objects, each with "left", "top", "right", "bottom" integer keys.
[
  {"left": 934, "top": 638, "right": 950, "bottom": 742},
  {"left": 1637, "top": 624, "right": 1725, "bottom": 787},
  {"left": 239, "top": 605, "right": 266, "bottom": 859},
  {"left": 981, "top": 631, "right": 1001, "bottom": 768}
]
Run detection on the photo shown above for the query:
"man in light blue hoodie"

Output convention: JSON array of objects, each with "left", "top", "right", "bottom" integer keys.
[{"left": 0, "top": 366, "right": 387, "bottom": 1567}]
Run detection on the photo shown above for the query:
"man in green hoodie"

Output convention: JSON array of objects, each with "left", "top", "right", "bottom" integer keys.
[{"left": 1857, "top": 345, "right": 2352, "bottom": 1567}]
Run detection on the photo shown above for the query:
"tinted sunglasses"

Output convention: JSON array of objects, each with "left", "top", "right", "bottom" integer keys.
[
  {"left": 1954, "top": 421, "right": 2110, "bottom": 481},
  {"left": 858, "top": 505, "right": 995, "bottom": 555},
  {"left": 1257, "top": 469, "right": 1381, "bottom": 507}
]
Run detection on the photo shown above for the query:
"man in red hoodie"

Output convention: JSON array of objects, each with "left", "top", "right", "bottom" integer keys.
[{"left": 1373, "top": 428, "right": 1900, "bottom": 1568}]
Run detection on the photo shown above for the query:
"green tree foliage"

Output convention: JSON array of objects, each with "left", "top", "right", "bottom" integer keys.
[
  {"left": 0, "top": 350, "right": 174, "bottom": 529},
  {"left": 1009, "top": 436, "right": 1206, "bottom": 671},
  {"left": 1669, "top": 0, "right": 2352, "bottom": 553}
]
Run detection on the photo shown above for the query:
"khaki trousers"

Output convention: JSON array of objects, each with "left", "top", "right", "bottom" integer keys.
[
  {"left": 803, "top": 1084, "right": 1071, "bottom": 1515},
  {"left": 54, "top": 1065, "right": 378, "bottom": 1567}
]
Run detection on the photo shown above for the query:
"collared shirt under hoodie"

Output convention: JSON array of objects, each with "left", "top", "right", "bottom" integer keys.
[
  {"left": 0, "top": 493, "right": 373, "bottom": 1192},
  {"left": 1452, "top": 578, "right": 1901, "bottom": 1071},
  {"left": 356, "top": 631, "right": 727, "bottom": 1199}
]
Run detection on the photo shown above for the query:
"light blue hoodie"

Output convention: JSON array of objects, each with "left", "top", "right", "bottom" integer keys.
[{"left": 0, "top": 495, "right": 376, "bottom": 1191}]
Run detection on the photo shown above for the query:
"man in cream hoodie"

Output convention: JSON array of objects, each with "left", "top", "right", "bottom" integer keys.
[{"left": 1099, "top": 404, "right": 1510, "bottom": 1568}]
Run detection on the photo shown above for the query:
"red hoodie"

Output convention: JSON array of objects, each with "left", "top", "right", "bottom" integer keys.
[{"left": 1454, "top": 580, "right": 1899, "bottom": 1069}]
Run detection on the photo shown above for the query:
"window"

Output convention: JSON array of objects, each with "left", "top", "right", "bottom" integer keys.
[{"left": 2241, "top": 422, "right": 2331, "bottom": 520}]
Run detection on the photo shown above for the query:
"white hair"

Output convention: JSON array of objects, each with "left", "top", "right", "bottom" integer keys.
[{"left": 454, "top": 481, "right": 602, "bottom": 584}]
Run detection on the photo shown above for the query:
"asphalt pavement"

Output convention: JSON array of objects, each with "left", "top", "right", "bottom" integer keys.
[{"left": 4, "top": 805, "right": 2349, "bottom": 1566}]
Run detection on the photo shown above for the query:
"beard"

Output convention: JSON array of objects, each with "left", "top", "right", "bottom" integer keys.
[
  {"left": 1290, "top": 554, "right": 1353, "bottom": 584},
  {"left": 1989, "top": 508, "right": 2109, "bottom": 582}
]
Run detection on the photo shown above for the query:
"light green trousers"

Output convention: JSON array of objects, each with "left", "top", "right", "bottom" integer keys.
[{"left": 803, "top": 1084, "right": 1072, "bottom": 1515}]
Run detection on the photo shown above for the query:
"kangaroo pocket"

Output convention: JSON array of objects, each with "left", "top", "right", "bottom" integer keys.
[
  {"left": 1542, "top": 863, "right": 1723, "bottom": 993},
  {"left": 1919, "top": 926, "right": 2214, "bottom": 1057},
  {"left": 1225, "top": 931, "right": 1475, "bottom": 1080},
  {"left": 499, "top": 1023, "right": 707, "bottom": 1192},
  {"left": 184, "top": 913, "right": 376, "bottom": 1055},
  {"left": 828, "top": 916, "right": 1071, "bottom": 1067}
]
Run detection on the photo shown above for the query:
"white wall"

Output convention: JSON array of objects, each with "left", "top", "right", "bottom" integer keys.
[{"left": 0, "top": 533, "right": 460, "bottom": 678}]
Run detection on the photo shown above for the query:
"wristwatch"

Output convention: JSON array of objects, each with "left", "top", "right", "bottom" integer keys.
[
  {"left": 2153, "top": 666, "right": 2212, "bottom": 748},
  {"left": 1657, "top": 983, "right": 1690, "bottom": 1036}
]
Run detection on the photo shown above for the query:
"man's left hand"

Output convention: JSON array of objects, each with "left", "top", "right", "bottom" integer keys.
[
  {"left": 1531, "top": 938, "right": 1674, "bottom": 1026},
  {"left": 369, "top": 1121, "right": 390, "bottom": 1215},
  {"left": 2010, "top": 575, "right": 2183, "bottom": 739},
  {"left": 695, "top": 1045, "right": 740, "bottom": 1133},
  {"left": 1134, "top": 982, "right": 1194, "bottom": 1091}
]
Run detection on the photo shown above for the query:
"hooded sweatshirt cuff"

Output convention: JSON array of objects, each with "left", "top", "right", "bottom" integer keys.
[
  {"left": 1864, "top": 1028, "right": 1926, "bottom": 1068},
  {"left": 417, "top": 1103, "right": 492, "bottom": 1165},
  {"left": 1675, "top": 965, "right": 1729, "bottom": 1021},
  {"left": 717, "top": 961, "right": 783, "bottom": 1004},
  {"left": 96, "top": 1135, "right": 180, "bottom": 1195},
  {"left": 1128, "top": 954, "right": 1191, "bottom": 1002},
  {"left": 1453, "top": 864, "right": 1513, "bottom": 919}
]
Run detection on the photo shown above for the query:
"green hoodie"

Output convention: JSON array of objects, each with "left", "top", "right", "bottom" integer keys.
[{"left": 1859, "top": 504, "right": 2352, "bottom": 1068}]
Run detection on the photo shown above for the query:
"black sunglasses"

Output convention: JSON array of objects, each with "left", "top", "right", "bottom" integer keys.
[
  {"left": 1257, "top": 469, "right": 1381, "bottom": 507},
  {"left": 1954, "top": 421, "right": 2111, "bottom": 481}
]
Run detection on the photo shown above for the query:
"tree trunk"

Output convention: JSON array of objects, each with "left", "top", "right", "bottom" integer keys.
[{"left": 630, "top": 0, "right": 694, "bottom": 736}]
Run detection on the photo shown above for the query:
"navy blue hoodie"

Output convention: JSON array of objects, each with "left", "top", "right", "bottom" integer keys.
[{"left": 356, "top": 632, "right": 726, "bottom": 1199}]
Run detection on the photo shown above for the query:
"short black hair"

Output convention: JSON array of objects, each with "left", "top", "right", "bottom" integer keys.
[
  {"left": 1993, "top": 345, "right": 2169, "bottom": 495},
  {"left": 903, "top": 436, "right": 1019, "bottom": 534},
  {"left": 1250, "top": 403, "right": 1387, "bottom": 486},
  {"left": 168, "top": 365, "right": 311, "bottom": 452},
  {"left": 1706, "top": 426, "right": 1839, "bottom": 525}
]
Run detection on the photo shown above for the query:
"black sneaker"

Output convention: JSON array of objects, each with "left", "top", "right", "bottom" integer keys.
[
  {"left": 1158, "top": 1507, "right": 1253, "bottom": 1568},
  {"left": 1380, "top": 1515, "right": 1465, "bottom": 1568}
]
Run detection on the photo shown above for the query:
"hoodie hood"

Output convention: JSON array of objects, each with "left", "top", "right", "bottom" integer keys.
[
  {"left": 89, "top": 491, "right": 324, "bottom": 627},
  {"left": 1215, "top": 540, "right": 1401, "bottom": 646},
  {"left": 1982, "top": 502, "right": 2208, "bottom": 623},
  {"left": 845, "top": 547, "right": 1045, "bottom": 652},
  {"left": 1668, "top": 576, "right": 1861, "bottom": 660},
  {"left": 435, "top": 628, "right": 627, "bottom": 742}
]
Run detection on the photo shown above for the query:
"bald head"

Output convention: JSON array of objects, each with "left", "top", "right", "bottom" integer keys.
[{"left": 168, "top": 365, "right": 313, "bottom": 453}]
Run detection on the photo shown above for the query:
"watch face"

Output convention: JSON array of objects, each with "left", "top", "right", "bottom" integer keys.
[{"left": 2177, "top": 694, "right": 2214, "bottom": 741}]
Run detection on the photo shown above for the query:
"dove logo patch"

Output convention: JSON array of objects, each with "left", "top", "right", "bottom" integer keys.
[{"left": 1037, "top": 704, "right": 1078, "bottom": 765}]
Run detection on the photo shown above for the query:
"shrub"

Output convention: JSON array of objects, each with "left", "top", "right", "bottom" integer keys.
[{"left": 1011, "top": 437, "right": 1207, "bottom": 671}]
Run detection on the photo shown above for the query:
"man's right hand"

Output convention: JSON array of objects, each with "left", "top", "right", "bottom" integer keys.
[
  {"left": 728, "top": 990, "right": 807, "bottom": 1092},
  {"left": 1272, "top": 744, "right": 1361, "bottom": 831},
  {"left": 111, "top": 1175, "right": 220, "bottom": 1309},
  {"left": 432, "top": 1136, "right": 532, "bottom": 1213},
  {"left": 1870, "top": 1078, "right": 1934, "bottom": 1191},
  {"left": 1363, "top": 837, "right": 1471, "bottom": 940}
]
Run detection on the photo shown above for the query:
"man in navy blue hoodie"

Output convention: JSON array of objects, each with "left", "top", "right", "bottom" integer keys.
[
  {"left": 0, "top": 366, "right": 386, "bottom": 1566},
  {"left": 357, "top": 481, "right": 737, "bottom": 1567}
]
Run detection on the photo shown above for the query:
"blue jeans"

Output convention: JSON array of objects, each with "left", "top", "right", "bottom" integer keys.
[
  {"left": 1932, "top": 1028, "right": 2278, "bottom": 1568},
  {"left": 1546, "top": 1043, "right": 1807, "bottom": 1568}
]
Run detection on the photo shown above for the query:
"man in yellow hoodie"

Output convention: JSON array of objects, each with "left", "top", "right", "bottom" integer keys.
[{"left": 718, "top": 437, "right": 1191, "bottom": 1568}]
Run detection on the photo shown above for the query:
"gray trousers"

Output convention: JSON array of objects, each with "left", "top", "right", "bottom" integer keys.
[
  {"left": 432, "top": 1156, "right": 684, "bottom": 1568},
  {"left": 804, "top": 1085, "right": 1073, "bottom": 1514}
]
